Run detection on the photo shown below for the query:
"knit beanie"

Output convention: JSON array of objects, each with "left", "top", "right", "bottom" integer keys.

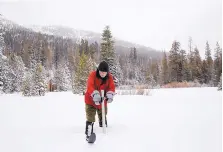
[{"left": 98, "top": 61, "right": 109, "bottom": 72}]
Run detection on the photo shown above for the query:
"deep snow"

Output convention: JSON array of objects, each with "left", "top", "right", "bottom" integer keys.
[{"left": 0, "top": 87, "right": 221, "bottom": 152}]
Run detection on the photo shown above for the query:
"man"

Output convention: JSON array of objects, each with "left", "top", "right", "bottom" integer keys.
[{"left": 84, "top": 61, "right": 115, "bottom": 141}]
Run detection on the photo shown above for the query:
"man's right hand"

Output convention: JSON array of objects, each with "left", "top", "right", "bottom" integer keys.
[{"left": 91, "top": 90, "right": 101, "bottom": 105}]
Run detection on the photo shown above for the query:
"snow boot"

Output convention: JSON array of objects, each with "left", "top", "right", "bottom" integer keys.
[{"left": 85, "top": 121, "right": 96, "bottom": 143}]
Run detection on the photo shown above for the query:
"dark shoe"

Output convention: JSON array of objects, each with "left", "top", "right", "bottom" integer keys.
[{"left": 86, "top": 132, "right": 96, "bottom": 143}]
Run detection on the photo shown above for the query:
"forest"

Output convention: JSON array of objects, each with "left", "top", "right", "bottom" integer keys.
[{"left": 0, "top": 21, "right": 222, "bottom": 96}]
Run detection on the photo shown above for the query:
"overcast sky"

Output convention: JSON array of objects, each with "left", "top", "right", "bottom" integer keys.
[{"left": 0, "top": 0, "right": 222, "bottom": 57}]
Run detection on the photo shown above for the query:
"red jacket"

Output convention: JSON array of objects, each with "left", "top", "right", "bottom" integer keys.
[{"left": 85, "top": 71, "right": 115, "bottom": 109}]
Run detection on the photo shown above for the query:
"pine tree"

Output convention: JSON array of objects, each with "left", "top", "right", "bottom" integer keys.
[
  {"left": 126, "top": 47, "right": 142, "bottom": 85},
  {"left": 158, "top": 62, "right": 163, "bottom": 86},
  {"left": 100, "top": 26, "right": 115, "bottom": 61},
  {"left": 168, "top": 41, "right": 181, "bottom": 82},
  {"left": 36, "top": 38, "right": 46, "bottom": 67},
  {"left": 86, "top": 56, "right": 94, "bottom": 74},
  {"left": 8, "top": 54, "right": 26, "bottom": 92},
  {"left": 2, "top": 58, "right": 16, "bottom": 93},
  {"left": 151, "top": 61, "right": 160, "bottom": 85},
  {"left": 0, "top": 56, "right": 6, "bottom": 94},
  {"left": 89, "top": 42, "right": 97, "bottom": 60},
  {"left": 188, "top": 51, "right": 195, "bottom": 81},
  {"left": 218, "top": 74, "right": 222, "bottom": 90},
  {"left": 212, "top": 42, "right": 222, "bottom": 86},
  {"left": 114, "top": 55, "right": 123, "bottom": 85},
  {"left": 188, "top": 37, "right": 193, "bottom": 54},
  {"left": 0, "top": 32, "right": 4, "bottom": 57},
  {"left": 32, "top": 63, "right": 46, "bottom": 96},
  {"left": 135, "top": 64, "right": 145, "bottom": 85},
  {"left": 188, "top": 37, "right": 194, "bottom": 81},
  {"left": 0, "top": 32, "right": 5, "bottom": 93},
  {"left": 145, "top": 70, "right": 156, "bottom": 88},
  {"left": 183, "top": 59, "right": 191, "bottom": 82},
  {"left": 0, "top": 61, "right": 3, "bottom": 93},
  {"left": 79, "top": 39, "right": 89, "bottom": 55},
  {"left": 22, "top": 71, "right": 33, "bottom": 96},
  {"left": 100, "top": 26, "right": 117, "bottom": 85},
  {"left": 72, "top": 52, "right": 92, "bottom": 94},
  {"left": 193, "top": 47, "right": 202, "bottom": 83},
  {"left": 179, "top": 49, "right": 187, "bottom": 82},
  {"left": 201, "top": 60, "right": 208, "bottom": 84},
  {"left": 205, "top": 41, "right": 213, "bottom": 83},
  {"left": 0, "top": 34, "right": 15, "bottom": 94},
  {"left": 54, "top": 60, "right": 71, "bottom": 91},
  {"left": 28, "top": 44, "right": 37, "bottom": 74},
  {"left": 123, "top": 54, "right": 131, "bottom": 85},
  {"left": 161, "top": 51, "right": 169, "bottom": 85},
  {"left": 73, "top": 46, "right": 80, "bottom": 73}
]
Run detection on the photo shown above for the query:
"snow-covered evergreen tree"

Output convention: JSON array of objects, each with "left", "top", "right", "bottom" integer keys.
[
  {"left": 122, "top": 54, "right": 130, "bottom": 85},
  {"left": 1, "top": 57, "right": 16, "bottom": 94},
  {"left": 115, "top": 55, "right": 123, "bottom": 86},
  {"left": 0, "top": 32, "right": 4, "bottom": 56},
  {"left": 218, "top": 74, "right": 222, "bottom": 90},
  {"left": 0, "top": 32, "right": 5, "bottom": 93},
  {"left": 54, "top": 60, "right": 71, "bottom": 91},
  {"left": 22, "top": 71, "right": 33, "bottom": 96},
  {"left": 146, "top": 71, "right": 156, "bottom": 88},
  {"left": 157, "top": 62, "right": 162, "bottom": 85},
  {"left": 32, "top": 63, "right": 46, "bottom": 96},
  {"left": 201, "top": 60, "right": 209, "bottom": 84},
  {"left": 100, "top": 26, "right": 118, "bottom": 85},
  {"left": 205, "top": 41, "right": 213, "bottom": 84},
  {"left": 161, "top": 51, "right": 169, "bottom": 85},
  {"left": 28, "top": 45, "right": 37, "bottom": 74},
  {"left": 179, "top": 49, "right": 188, "bottom": 82},
  {"left": 44, "top": 68, "right": 53, "bottom": 91},
  {"left": 8, "top": 54, "right": 26, "bottom": 92},
  {"left": 124, "top": 47, "right": 143, "bottom": 85},
  {"left": 135, "top": 65, "right": 145, "bottom": 85},
  {"left": 193, "top": 47, "right": 202, "bottom": 83},
  {"left": 86, "top": 56, "right": 94, "bottom": 74},
  {"left": 209, "top": 68, "right": 216, "bottom": 87},
  {"left": 22, "top": 63, "right": 46, "bottom": 96},
  {"left": 0, "top": 57, "right": 5, "bottom": 94},
  {"left": 212, "top": 42, "right": 222, "bottom": 86}
]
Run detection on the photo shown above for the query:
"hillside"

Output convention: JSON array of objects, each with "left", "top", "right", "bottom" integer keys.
[
  {"left": 27, "top": 25, "right": 163, "bottom": 58},
  {"left": 0, "top": 15, "right": 163, "bottom": 59}
]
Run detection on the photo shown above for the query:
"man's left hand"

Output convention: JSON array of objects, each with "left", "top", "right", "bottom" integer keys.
[{"left": 106, "top": 91, "right": 115, "bottom": 103}]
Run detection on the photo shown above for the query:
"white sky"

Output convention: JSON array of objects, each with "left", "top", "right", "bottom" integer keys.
[{"left": 0, "top": 0, "right": 222, "bottom": 57}]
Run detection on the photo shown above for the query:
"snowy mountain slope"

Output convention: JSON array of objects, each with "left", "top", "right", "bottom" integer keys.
[
  {"left": 0, "top": 15, "right": 29, "bottom": 32},
  {"left": 0, "top": 15, "right": 162, "bottom": 58},
  {"left": 27, "top": 24, "right": 163, "bottom": 58},
  {"left": 26, "top": 25, "right": 158, "bottom": 52},
  {"left": 0, "top": 87, "right": 221, "bottom": 152},
  {"left": 0, "top": 15, "right": 17, "bottom": 30},
  {"left": 27, "top": 25, "right": 100, "bottom": 44}
]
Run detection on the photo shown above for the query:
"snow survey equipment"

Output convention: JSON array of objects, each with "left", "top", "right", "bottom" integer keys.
[{"left": 101, "top": 90, "right": 106, "bottom": 134}]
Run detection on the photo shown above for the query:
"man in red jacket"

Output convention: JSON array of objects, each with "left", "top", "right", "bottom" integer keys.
[{"left": 84, "top": 61, "right": 115, "bottom": 141}]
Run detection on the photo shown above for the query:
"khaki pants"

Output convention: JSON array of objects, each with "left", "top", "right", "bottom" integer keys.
[{"left": 85, "top": 104, "right": 107, "bottom": 122}]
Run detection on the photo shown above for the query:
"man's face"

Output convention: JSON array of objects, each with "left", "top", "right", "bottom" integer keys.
[{"left": 99, "top": 71, "right": 107, "bottom": 78}]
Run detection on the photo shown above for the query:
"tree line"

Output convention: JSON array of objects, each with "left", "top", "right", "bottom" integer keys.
[{"left": 0, "top": 25, "right": 222, "bottom": 96}]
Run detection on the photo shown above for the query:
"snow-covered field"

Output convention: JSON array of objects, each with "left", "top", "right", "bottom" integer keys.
[{"left": 0, "top": 87, "right": 221, "bottom": 152}]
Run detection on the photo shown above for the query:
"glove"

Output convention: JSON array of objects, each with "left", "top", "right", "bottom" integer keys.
[
  {"left": 106, "top": 91, "right": 115, "bottom": 103},
  {"left": 91, "top": 90, "right": 101, "bottom": 105}
]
